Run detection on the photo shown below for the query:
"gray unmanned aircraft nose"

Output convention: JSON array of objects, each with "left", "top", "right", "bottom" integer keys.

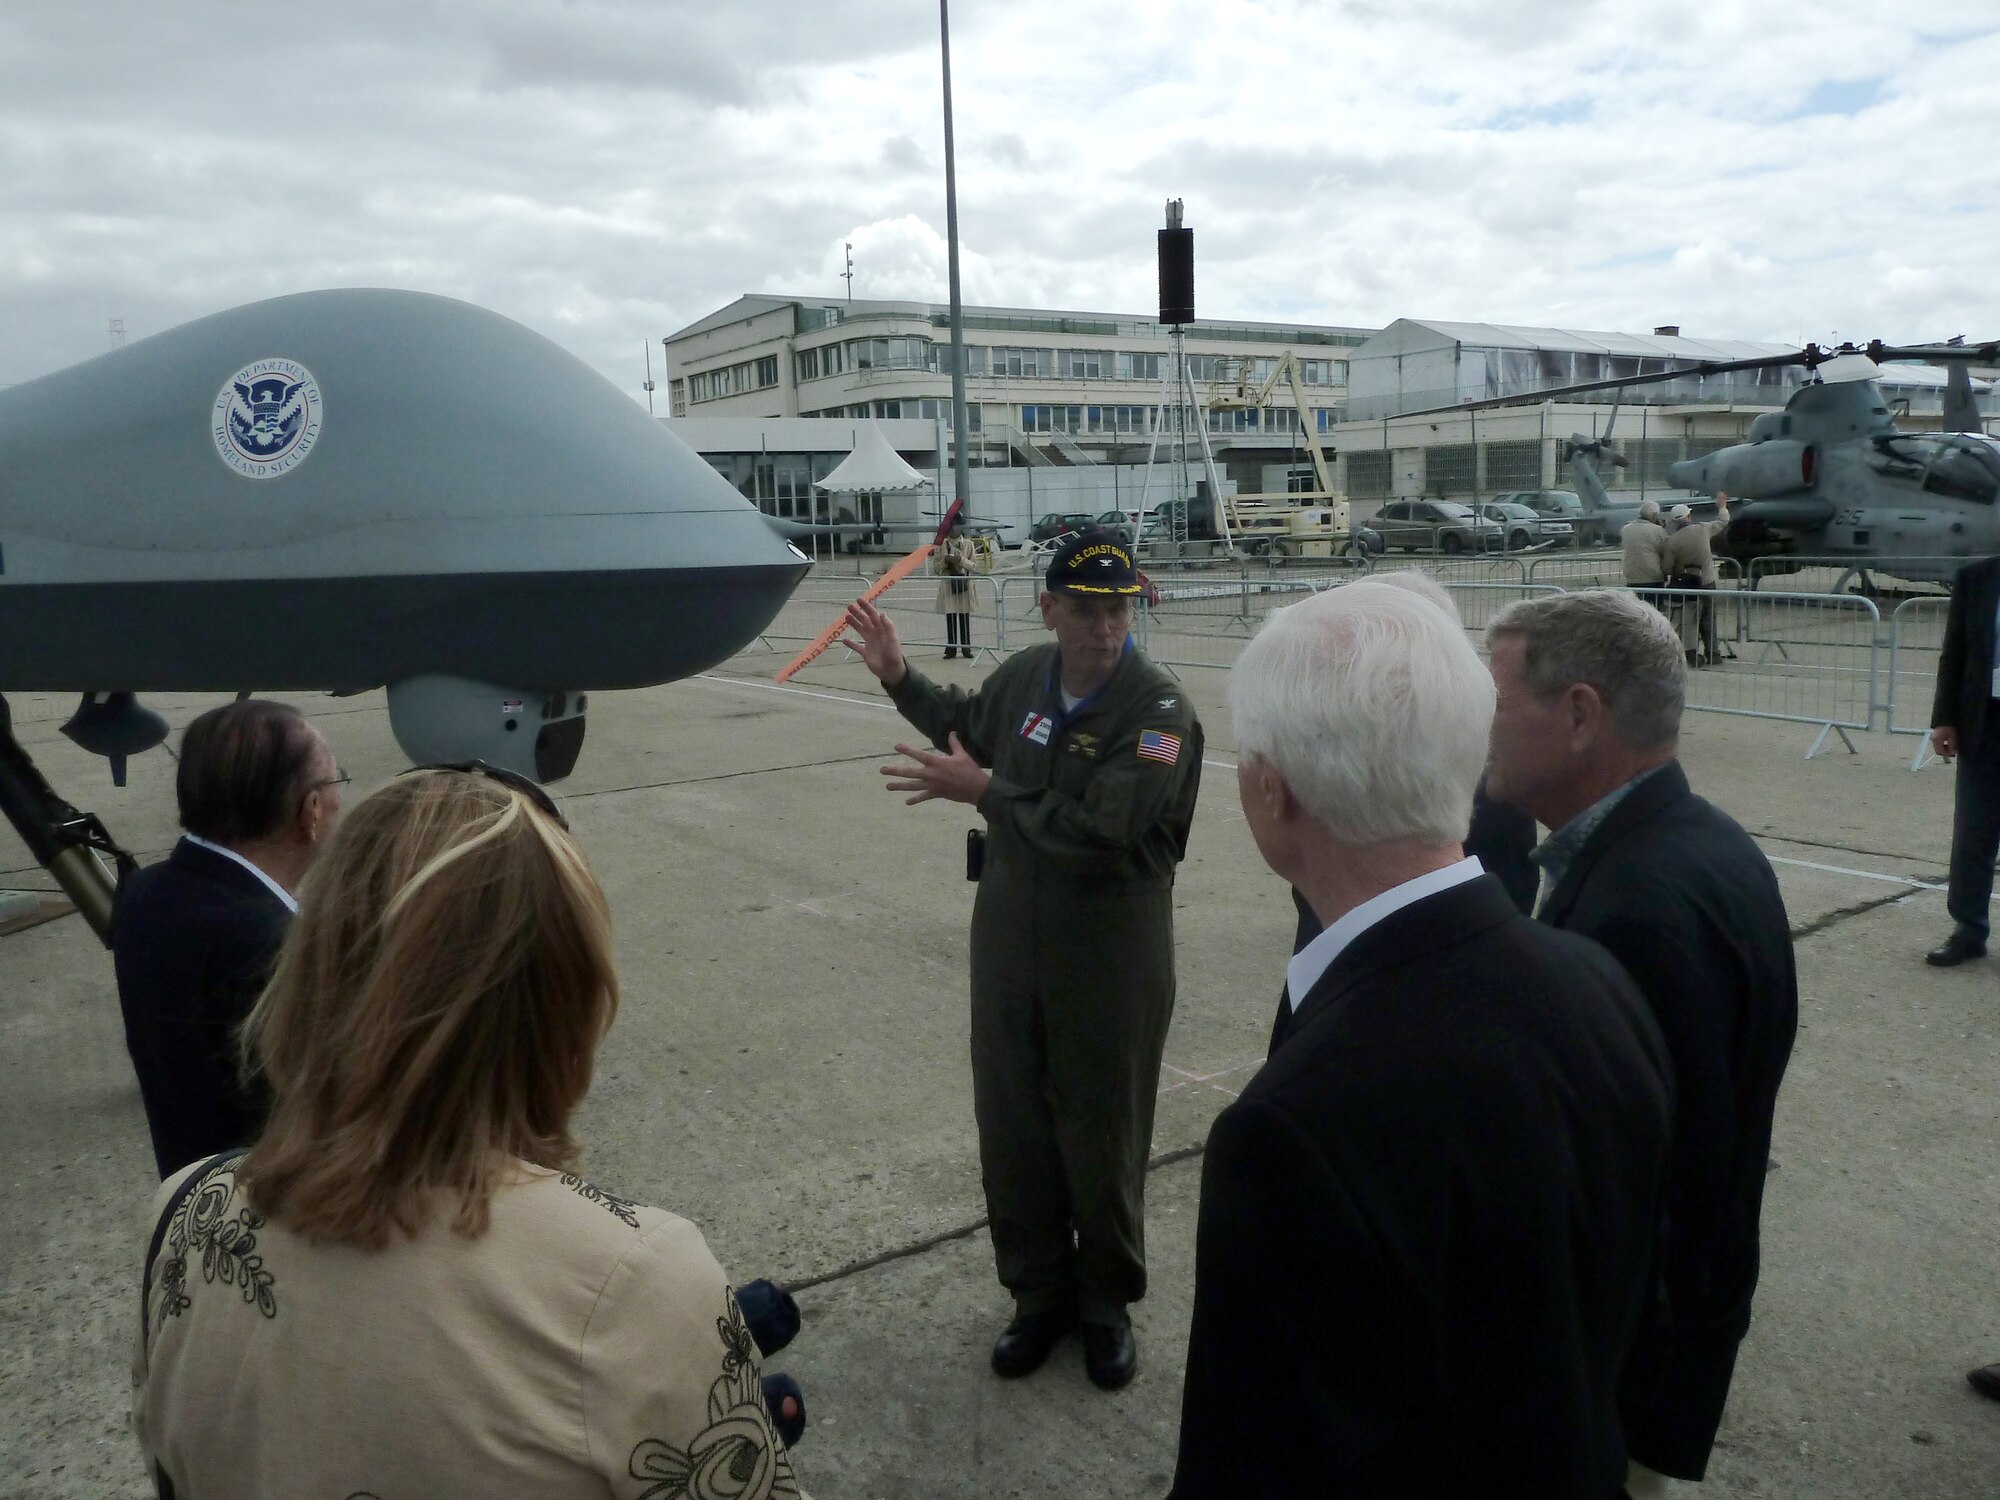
[{"left": 0, "top": 287, "right": 811, "bottom": 939}]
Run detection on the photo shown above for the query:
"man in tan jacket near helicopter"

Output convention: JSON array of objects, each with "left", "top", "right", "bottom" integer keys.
[{"left": 1666, "top": 492, "right": 1732, "bottom": 666}]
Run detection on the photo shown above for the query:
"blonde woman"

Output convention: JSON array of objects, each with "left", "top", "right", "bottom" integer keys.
[{"left": 134, "top": 766, "right": 805, "bottom": 1500}]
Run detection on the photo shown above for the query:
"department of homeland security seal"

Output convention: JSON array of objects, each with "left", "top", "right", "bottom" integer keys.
[{"left": 211, "top": 358, "right": 323, "bottom": 478}]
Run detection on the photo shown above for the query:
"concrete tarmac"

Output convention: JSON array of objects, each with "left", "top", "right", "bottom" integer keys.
[{"left": 2, "top": 639, "right": 1997, "bottom": 1497}]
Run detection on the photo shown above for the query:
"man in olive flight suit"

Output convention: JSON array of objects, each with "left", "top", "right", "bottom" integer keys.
[{"left": 843, "top": 529, "right": 1202, "bottom": 1391}]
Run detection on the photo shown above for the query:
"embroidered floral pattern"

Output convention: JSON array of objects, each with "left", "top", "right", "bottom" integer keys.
[
  {"left": 561, "top": 1173, "right": 642, "bottom": 1228},
  {"left": 156, "top": 1154, "right": 277, "bottom": 1327},
  {"left": 715, "top": 1292, "right": 755, "bottom": 1382},
  {"left": 627, "top": 1292, "right": 799, "bottom": 1500}
]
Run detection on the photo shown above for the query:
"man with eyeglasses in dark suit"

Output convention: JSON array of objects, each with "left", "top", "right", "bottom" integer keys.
[{"left": 113, "top": 699, "right": 345, "bottom": 1177}]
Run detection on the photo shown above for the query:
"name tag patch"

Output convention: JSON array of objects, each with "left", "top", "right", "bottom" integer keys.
[{"left": 1019, "top": 712, "right": 1054, "bottom": 745}]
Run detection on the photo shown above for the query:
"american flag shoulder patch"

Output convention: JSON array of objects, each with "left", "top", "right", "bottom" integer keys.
[{"left": 1136, "top": 728, "right": 1182, "bottom": 765}]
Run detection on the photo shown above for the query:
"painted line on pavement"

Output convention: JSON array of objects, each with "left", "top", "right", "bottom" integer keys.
[{"left": 1760, "top": 853, "right": 1945, "bottom": 891}]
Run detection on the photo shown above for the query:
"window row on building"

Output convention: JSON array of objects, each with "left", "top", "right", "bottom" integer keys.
[
  {"left": 787, "top": 302, "right": 1371, "bottom": 348},
  {"left": 686, "top": 354, "right": 780, "bottom": 403},
  {"left": 1015, "top": 403, "right": 1340, "bottom": 436},
  {"left": 799, "top": 397, "right": 982, "bottom": 429},
  {"left": 773, "top": 339, "right": 1347, "bottom": 394},
  {"left": 792, "top": 400, "right": 1343, "bottom": 439}
]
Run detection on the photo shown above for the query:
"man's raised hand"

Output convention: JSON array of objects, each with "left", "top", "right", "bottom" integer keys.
[{"left": 842, "top": 597, "right": 907, "bottom": 686}]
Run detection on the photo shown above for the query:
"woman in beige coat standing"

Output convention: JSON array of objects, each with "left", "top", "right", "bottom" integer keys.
[{"left": 934, "top": 528, "right": 978, "bottom": 659}]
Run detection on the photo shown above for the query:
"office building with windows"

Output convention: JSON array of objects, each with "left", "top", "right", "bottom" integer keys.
[
  {"left": 664, "top": 299, "right": 1991, "bottom": 529},
  {"left": 663, "top": 294, "right": 1372, "bottom": 495}
]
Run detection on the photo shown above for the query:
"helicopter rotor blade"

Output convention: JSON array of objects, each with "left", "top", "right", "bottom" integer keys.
[
  {"left": 1395, "top": 346, "right": 1826, "bottom": 420},
  {"left": 1861, "top": 338, "right": 2000, "bottom": 365}
]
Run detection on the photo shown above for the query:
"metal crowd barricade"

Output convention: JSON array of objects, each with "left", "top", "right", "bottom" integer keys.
[
  {"left": 1136, "top": 573, "right": 1336, "bottom": 673},
  {"left": 1526, "top": 552, "right": 1743, "bottom": 590},
  {"left": 1886, "top": 595, "right": 1950, "bottom": 768},
  {"left": 1371, "top": 553, "right": 1528, "bottom": 586},
  {"left": 1654, "top": 588, "right": 1882, "bottom": 756},
  {"left": 1527, "top": 551, "right": 1627, "bottom": 591},
  {"left": 1438, "top": 581, "right": 1564, "bottom": 645}
]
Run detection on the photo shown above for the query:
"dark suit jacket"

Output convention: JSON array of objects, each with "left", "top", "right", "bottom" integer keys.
[
  {"left": 1272, "top": 783, "right": 1537, "bottom": 1054},
  {"left": 1174, "top": 876, "right": 1674, "bottom": 1500},
  {"left": 1537, "top": 760, "right": 1797, "bottom": 1479},
  {"left": 1931, "top": 555, "right": 2000, "bottom": 750},
  {"left": 113, "top": 839, "right": 291, "bottom": 1178}
]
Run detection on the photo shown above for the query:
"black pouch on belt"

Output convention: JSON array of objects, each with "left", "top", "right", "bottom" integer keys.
[{"left": 966, "top": 828, "right": 985, "bottom": 881}]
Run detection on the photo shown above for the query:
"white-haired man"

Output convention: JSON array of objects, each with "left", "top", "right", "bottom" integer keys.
[
  {"left": 1171, "top": 580, "right": 1674, "bottom": 1499},
  {"left": 1484, "top": 589, "right": 1796, "bottom": 1497}
]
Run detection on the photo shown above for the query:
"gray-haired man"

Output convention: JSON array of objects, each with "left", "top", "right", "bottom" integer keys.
[
  {"left": 1484, "top": 589, "right": 1797, "bottom": 1497},
  {"left": 1172, "top": 580, "right": 1672, "bottom": 1498}
]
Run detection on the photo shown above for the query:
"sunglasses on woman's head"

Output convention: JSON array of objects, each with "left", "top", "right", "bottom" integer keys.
[{"left": 399, "top": 761, "right": 570, "bottom": 830}]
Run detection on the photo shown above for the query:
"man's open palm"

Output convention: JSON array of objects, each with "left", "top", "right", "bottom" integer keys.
[{"left": 842, "top": 598, "right": 907, "bottom": 685}]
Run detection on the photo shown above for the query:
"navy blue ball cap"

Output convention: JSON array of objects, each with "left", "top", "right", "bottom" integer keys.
[{"left": 1046, "top": 528, "right": 1142, "bottom": 596}]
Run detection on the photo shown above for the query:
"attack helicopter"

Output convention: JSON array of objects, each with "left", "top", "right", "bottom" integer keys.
[
  {"left": 1406, "top": 339, "right": 2000, "bottom": 585},
  {"left": 0, "top": 288, "right": 813, "bottom": 941}
]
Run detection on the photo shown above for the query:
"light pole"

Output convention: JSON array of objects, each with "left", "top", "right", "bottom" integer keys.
[{"left": 939, "top": 0, "right": 972, "bottom": 526}]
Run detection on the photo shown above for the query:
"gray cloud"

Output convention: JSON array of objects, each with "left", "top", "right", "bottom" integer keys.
[{"left": 2, "top": 3, "right": 1997, "bottom": 398}]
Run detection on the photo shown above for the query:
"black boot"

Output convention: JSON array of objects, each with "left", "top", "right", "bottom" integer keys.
[
  {"left": 1083, "top": 1321, "right": 1137, "bottom": 1390},
  {"left": 1926, "top": 927, "right": 1987, "bottom": 967},
  {"left": 991, "top": 1304, "right": 1079, "bottom": 1378}
]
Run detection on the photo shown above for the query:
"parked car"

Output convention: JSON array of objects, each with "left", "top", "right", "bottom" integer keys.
[
  {"left": 1472, "top": 502, "right": 1575, "bottom": 551},
  {"left": 1489, "top": 489, "right": 1584, "bottom": 522},
  {"left": 1027, "top": 511, "right": 1097, "bottom": 544},
  {"left": 1489, "top": 489, "right": 1625, "bottom": 546},
  {"left": 1095, "top": 508, "right": 1144, "bottom": 543},
  {"left": 1369, "top": 499, "right": 1502, "bottom": 553}
]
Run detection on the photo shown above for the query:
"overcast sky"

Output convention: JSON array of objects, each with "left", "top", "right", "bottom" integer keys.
[{"left": 5, "top": 1, "right": 1997, "bottom": 399}]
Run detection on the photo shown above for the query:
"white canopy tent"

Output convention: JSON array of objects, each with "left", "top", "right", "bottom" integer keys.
[
  {"left": 815, "top": 421, "right": 929, "bottom": 495},
  {"left": 809, "top": 421, "right": 936, "bottom": 560}
]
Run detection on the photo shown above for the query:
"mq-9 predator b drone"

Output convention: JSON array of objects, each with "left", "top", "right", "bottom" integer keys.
[
  {"left": 1410, "top": 339, "right": 2000, "bottom": 585},
  {"left": 0, "top": 288, "right": 811, "bottom": 942}
]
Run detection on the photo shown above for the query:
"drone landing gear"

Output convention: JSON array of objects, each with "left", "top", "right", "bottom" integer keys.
[{"left": 0, "top": 694, "right": 137, "bottom": 947}]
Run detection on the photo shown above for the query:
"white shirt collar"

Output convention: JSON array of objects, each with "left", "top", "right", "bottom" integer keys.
[
  {"left": 1285, "top": 856, "right": 1484, "bottom": 1012},
  {"left": 182, "top": 834, "right": 299, "bottom": 913}
]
